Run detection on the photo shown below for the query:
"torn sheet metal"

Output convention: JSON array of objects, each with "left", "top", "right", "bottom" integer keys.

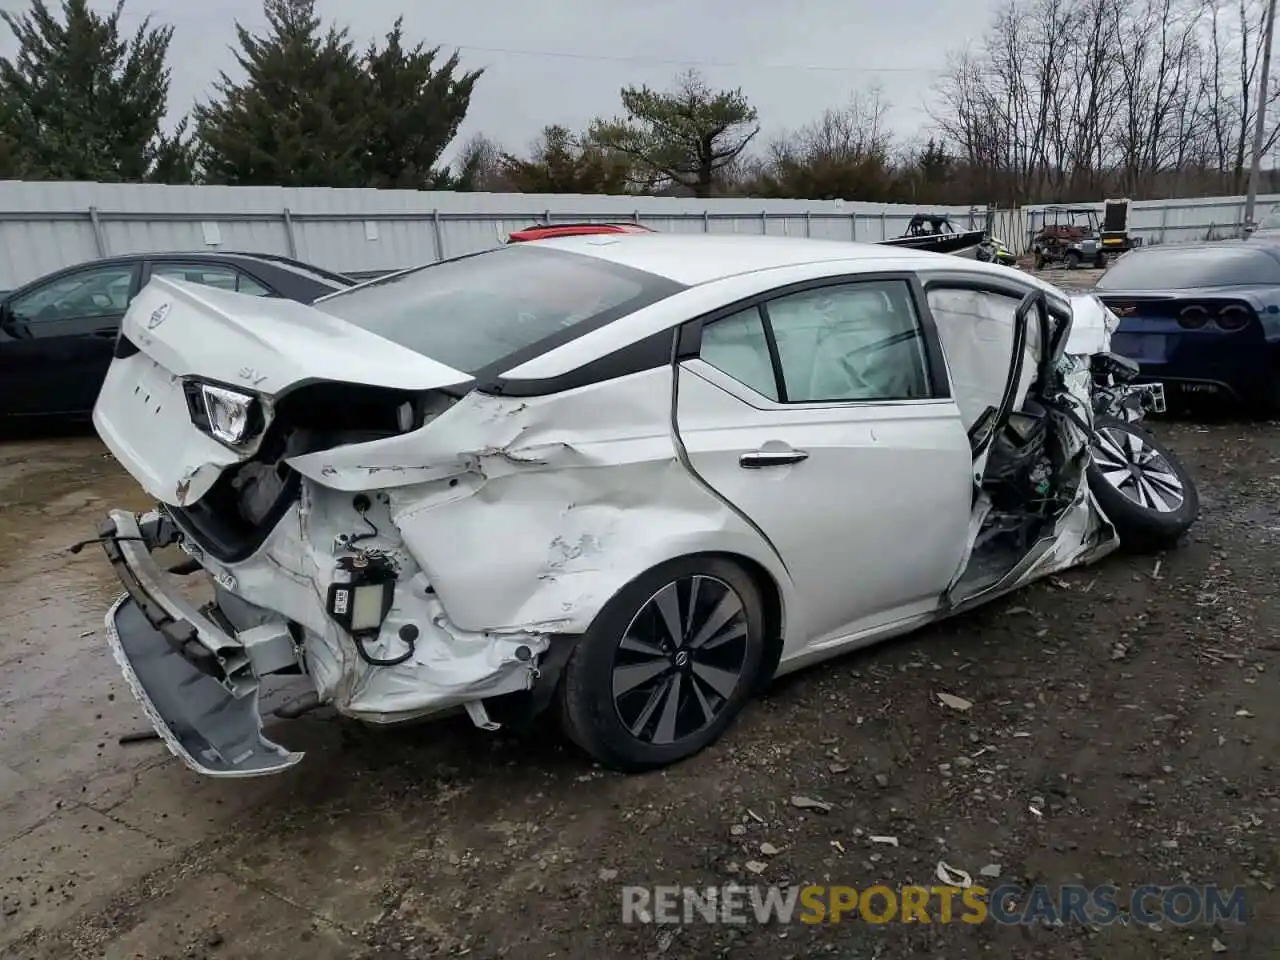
[
  {"left": 289, "top": 367, "right": 789, "bottom": 636},
  {"left": 1064, "top": 293, "right": 1119, "bottom": 355},
  {"left": 93, "top": 276, "right": 474, "bottom": 506}
]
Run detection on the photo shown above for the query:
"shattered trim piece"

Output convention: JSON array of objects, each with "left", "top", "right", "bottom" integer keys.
[{"left": 103, "top": 594, "right": 304, "bottom": 778}]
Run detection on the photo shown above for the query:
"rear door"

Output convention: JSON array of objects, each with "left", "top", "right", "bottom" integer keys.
[
  {"left": 674, "top": 274, "right": 973, "bottom": 650},
  {"left": 0, "top": 261, "right": 140, "bottom": 416},
  {"left": 145, "top": 261, "right": 274, "bottom": 298}
]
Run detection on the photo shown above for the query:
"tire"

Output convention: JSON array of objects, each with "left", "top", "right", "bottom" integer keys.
[
  {"left": 1087, "top": 416, "right": 1200, "bottom": 552},
  {"left": 557, "top": 556, "right": 766, "bottom": 771},
  {"left": 1094, "top": 255, "right": 1106, "bottom": 269},
  {"left": 1066, "top": 250, "right": 1082, "bottom": 270}
]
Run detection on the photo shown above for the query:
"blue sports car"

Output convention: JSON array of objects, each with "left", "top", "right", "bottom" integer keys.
[{"left": 1095, "top": 240, "right": 1280, "bottom": 410}]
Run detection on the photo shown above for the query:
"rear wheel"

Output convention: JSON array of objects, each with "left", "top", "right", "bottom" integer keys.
[
  {"left": 558, "top": 557, "right": 766, "bottom": 771},
  {"left": 1087, "top": 416, "right": 1199, "bottom": 552},
  {"left": 1066, "top": 250, "right": 1082, "bottom": 269}
]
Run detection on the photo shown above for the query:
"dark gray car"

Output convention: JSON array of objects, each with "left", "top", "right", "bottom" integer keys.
[{"left": 0, "top": 252, "right": 357, "bottom": 421}]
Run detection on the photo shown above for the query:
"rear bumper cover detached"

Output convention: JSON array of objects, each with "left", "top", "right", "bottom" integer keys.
[{"left": 99, "top": 509, "right": 304, "bottom": 778}]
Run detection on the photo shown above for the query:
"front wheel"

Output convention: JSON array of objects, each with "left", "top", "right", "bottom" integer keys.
[
  {"left": 1066, "top": 250, "right": 1082, "bottom": 269},
  {"left": 558, "top": 557, "right": 766, "bottom": 771},
  {"left": 1087, "top": 416, "right": 1199, "bottom": 552}
]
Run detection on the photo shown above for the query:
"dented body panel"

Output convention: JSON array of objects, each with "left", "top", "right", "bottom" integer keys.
[
  {"left": 89, "top": 236, "right": 1189, "bottom": 778},
  {"left": 287, "top": 368, "right": 791, "bottom": 638},
  {"left": 93, "top": 276, "right": 474, "bottom": 505}
]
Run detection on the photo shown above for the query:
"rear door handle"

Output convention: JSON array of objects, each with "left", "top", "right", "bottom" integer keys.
[{"left": 739, "top": 448, "right": 809, "bottom": 469}]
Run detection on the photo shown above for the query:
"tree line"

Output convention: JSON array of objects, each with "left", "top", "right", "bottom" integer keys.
[{"left": 1, "top": 0, "right": 1276, "bottom": 206}]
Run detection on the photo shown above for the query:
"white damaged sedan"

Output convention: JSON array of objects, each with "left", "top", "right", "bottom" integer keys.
[{"left": 90, "top": 234, "right": 1199, "bottom": 777}]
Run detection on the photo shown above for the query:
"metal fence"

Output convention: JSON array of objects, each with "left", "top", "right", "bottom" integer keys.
[
  {"left": 0, "top": 182, "right": 986, "bottom": 289},
  {"left": 991, "top": 194, "right": 1280, "bottom": 255},
  {"left": 0, "top": 180, "right": 1277, "bottom": 289}
]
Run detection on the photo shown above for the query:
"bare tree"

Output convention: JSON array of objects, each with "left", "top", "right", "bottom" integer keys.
[
  {"left": 1198, "top": 0, "right": 1280, "bottom": 193},
  {"left": 925, "top": 0, "right": 1280, "bottom": 202},
  {"left": 743, "top": 88, "right": 901, "bottom": 200}
]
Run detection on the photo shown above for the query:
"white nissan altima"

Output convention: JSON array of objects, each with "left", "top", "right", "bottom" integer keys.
[{"left": 89, "top": 233, "right": 1199, "bottom": 777}]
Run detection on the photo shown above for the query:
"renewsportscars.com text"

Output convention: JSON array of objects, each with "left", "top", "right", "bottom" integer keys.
[{"left": 621, "top": 884, "right": 1248, "bottom": 926}]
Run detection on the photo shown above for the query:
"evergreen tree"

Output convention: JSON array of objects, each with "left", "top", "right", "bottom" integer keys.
[
  {"left": 362, "top": 19, "right": 483, "bottom": 189},
  {"left": 591, "top": 70, "right": 759, "bottom": 198},
  {"left": 500, "top": 125, "right": 631, "bottom": 194},
  {"left": 0, "top": 0, "right": 192, "bottom": 182},
  {"left": 196, "top": 1, "right": 482, "bottom": 189},
  {"left": 194, "top": 0, "right": 370, "bottom": 186}
]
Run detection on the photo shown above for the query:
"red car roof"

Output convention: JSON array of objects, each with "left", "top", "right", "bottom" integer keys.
[{"left": 507, "top": 222, "right": 656, "bottom": 242}]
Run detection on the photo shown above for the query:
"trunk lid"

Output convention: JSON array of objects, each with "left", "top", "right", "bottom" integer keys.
[
  {"left": 94, "top": 277, "right": 474, "bottom": 507},
  {"left": 118, "top": 276, "right": 473, "bottom": 392}
]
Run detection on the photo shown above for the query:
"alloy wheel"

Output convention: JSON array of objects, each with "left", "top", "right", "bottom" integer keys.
[
  {"left": 1092, "top": 425, "right": 1185, "bottom": 513},
  {"left": 610, "top": 575, "right": 750, "bottom": 745}
]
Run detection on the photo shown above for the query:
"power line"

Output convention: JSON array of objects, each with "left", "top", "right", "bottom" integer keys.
[
  {"left": 432, "top": 42, "right": 941, "bottom": 75},
  {"left": 101, "top": 8, "right": 942, "bottom": 75}
]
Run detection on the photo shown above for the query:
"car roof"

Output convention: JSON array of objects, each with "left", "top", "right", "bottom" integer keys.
[
  {"left": 4, "top": 249, "right": 351, "bottom": 304},
  {"left": 520, "top": 233, "right": 1024, "bottom": 287},
  {"left": 38, "top": 250, "right": 352, "bottom": 280},
  {"left": 1121, "top": 239, "right": 1280, "bottom": 259}
]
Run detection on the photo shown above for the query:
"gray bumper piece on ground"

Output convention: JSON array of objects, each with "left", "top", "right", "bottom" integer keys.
[{"left": 101, "top": 509, "right": 303, "bottom": 777}]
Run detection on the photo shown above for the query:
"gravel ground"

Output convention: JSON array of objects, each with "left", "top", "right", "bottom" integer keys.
[{"left": 0, "top": 268, "right": 1276, "bottom": 958}]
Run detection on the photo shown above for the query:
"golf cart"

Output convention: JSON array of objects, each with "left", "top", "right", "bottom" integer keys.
[
  {"left": 1029, "top": 206, "right": 1105, "bottom": 269},
  {"left": 1029, "top": 203, "right": 1142, "bottom": 270}
]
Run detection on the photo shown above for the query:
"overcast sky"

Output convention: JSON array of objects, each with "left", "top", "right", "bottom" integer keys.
[{"left": 6, "top": 0, "right": 1005, "bottom": 161}]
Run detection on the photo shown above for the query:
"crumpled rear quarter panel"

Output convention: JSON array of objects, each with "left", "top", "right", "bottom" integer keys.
[{"left": 286, "top": 366, "right": 791, "bottom": 638}]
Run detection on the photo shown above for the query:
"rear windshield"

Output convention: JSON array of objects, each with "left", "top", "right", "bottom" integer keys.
[
  {"left": 314, "top": 244, "right": 677, "bottom": 373},
  {"left": 1097, "top": 245, "right": 1279, "bottom": 290}
]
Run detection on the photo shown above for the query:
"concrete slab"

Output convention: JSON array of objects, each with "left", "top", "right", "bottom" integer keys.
[
  {"left": 98, "top": 870, "right": 362, "bottom": 960},
  {"left": 222, "top": 809, "right": 410, "bottom": 931},
  {"left": 0, "top": 806, "right": 169, "bottom": 949}
]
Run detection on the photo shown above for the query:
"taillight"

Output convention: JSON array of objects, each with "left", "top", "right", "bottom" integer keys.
[
  {"left": 1216, "top": 304, "right": 1253, "bottom": 331},
  {"left": 1178, "top": 305, "right": 1210, "bottom": 329}
]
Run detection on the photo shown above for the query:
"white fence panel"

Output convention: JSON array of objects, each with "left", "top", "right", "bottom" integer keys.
[
  {"left": 1, "top": 180, "right": 1277, "bottom": 288},
  {"left": 0, "top": 182, "right": 982, "bottom": 288}
]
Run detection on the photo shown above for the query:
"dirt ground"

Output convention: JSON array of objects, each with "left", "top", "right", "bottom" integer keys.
[{"left": 2, "top": 273, "right": 1277, "bottom": 959}]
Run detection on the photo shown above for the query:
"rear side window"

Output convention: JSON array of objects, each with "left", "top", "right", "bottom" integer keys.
[
  {"left": 1097, "top": 246, "right": 1279, "bottom": 289},
  {"left": 696, "top": 279, "right": 934, "bottom": 403},
  {"left": 152, "top": 263, "right": 272, "bottom": 297},
  {"left": 766, "top": 281, "right": 931, "bottom": 402},
  {"left": 314, "top": 245, "right": 680, "bottom": 373}
]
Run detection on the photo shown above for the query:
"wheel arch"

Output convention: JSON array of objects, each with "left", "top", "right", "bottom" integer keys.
[
  {"left": 705, "top": 551, "right": 786, "bottom": 691},
  {"left": 571, "top": 548, "right": 789, "bottom": 690}
]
